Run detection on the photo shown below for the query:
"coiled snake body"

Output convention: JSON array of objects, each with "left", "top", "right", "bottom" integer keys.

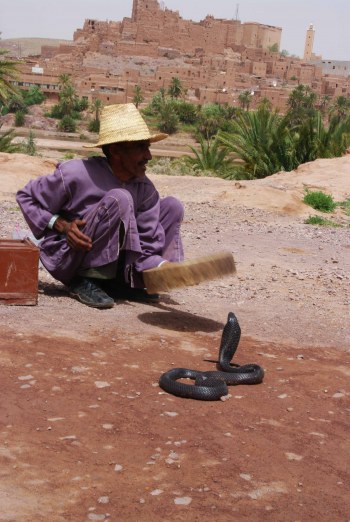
[{"left": 159, "top": 312, "right": 264, "bottom": 400}]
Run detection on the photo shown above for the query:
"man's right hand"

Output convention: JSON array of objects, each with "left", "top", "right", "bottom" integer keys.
[{"left": 53, "top": 217, "right": 92, "bottom": 251}]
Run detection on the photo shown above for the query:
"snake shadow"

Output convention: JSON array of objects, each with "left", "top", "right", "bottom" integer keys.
[{"left": 138, "top": 303, "right": 224, "bottom": 333}]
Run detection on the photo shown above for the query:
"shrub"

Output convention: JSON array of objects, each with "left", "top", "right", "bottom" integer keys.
[
  {"left": 304, "top": 215, "right": 340, "bottom": 227},
  {"left": 24, "top": 130, "right": 37, "bottom": 156},
  {"left": 58, "top": 115, "right": 76, "bottom": 132},
  {"left": 337, "top": 199, "right": 350, "bottom": 216},
  {"left": 88, "top": 119, "right": 100, "bottom": 133},
  {"left": 303, "top": 190, "right": 336, "bottom": 212},
  {"left": 14, "top": 110, "right": 25, "bottom": 127}
]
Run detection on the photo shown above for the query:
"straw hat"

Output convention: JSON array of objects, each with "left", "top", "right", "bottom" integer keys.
[{"left": 84, "top": 103, "right": 168, "bottom": 148}]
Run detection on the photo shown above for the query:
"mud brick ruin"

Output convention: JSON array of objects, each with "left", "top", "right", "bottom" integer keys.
[{"left": 8, "top": 0, "right": 350, "bottom": 111}]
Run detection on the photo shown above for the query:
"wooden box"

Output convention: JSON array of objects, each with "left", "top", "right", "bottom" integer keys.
[{"left": 0, "top": 238, "right": 40, "bottom": 305}]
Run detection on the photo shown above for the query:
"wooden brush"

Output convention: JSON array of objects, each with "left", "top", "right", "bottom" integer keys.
[{"left": 143, "top": 251, "right": 236, "bottom": 294}]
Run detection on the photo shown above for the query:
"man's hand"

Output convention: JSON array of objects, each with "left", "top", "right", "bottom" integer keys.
[{"left": 54, "top": 217, "right": 92, "bottom": 251}]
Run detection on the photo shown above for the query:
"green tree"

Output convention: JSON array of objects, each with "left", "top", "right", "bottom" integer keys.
[
  {"left": 285, "top": 84, "right": 317, "bottom": 126},
  {"left": 0, "top": 125, "right": 22, "bottom": 152},
  {"left": 23, "top": 85, "right": 45, "bottom": 106},
  {"left": 24, "top": 130, "right": 37, "bottom": 156},
  {"left": 184, "top": 135, "right": 235, "bottom": 177},
  {"left": 0, "top": 50, "right": 20, "bottom": 105},
  {"left": 238, "top": 90, "right": 253, "bottom": 111},
  {"left": 14, "top": 110, "right": 25, "bottom": 127},
  {"left": 157, "top": 100, "right": 179, "bottom": 134},
  {"left": 218, "top": 106, "right": 298, "bottom": 179},
  {"left": 88, "top": 98, "right": 102, "bottom": 133},
  {"left": 196, "top": 103, "right": 227, "bottom": 140},
  {"left": 174, "top": 100, "right": 198, "bottom": 124},
  {"left": 132, "top": 85, "right": 144, "bottom": 108},
  {"left": 328, "top": 95, "right": 350, "bottom": 123},
  {"left": 167, "top": 77, "right": 185, "bottom": 99},
  {"left": 57, "top": 74, "right": 78, "bottom": 117},
  {"left": 58, "top": 115, "right": 76, "bottom": 132}
]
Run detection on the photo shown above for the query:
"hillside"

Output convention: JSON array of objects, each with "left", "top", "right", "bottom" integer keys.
[{"left": 0, "top": 37, "right": 72, "bottom": 57}]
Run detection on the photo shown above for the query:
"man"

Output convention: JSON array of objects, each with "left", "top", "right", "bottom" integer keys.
[{"left": 16, "top": 103, "right": 184, "bottom": 309}]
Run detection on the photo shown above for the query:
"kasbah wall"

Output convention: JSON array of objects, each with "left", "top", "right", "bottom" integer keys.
[{"left": 14, "top": 0, "right": 350, "bottom": 112}]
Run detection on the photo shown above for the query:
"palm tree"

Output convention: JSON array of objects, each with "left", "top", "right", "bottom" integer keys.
[
  {"left": 0, "top": 50, "right": 20, "bottom": 105},
  {"left": 286, "top": 84, "right": 317, "bottom": 126},
  {"left": 0, "top": 125, "right": 22, "bottom": 152},
  {"left": 132, "top": 85, "right": 144, "bottom": 108},
  {"left": 328, "top": 96, "right": 350, "bottom": 123},
  {"left": 168, "top": 77, "right": 185, "bottom": 99},
  {"left": 91, "top": 98, "right": 103, "bottom": 121},
  {"left": 238, "top": 90, "right": 253, "bottom": 111},
  {"left": 218, "top": 106, "right": 297, "bottom": 179},
  {"left": 184, "top": 135, "right": 235, "bottom": 177},
  {"left": 157, "top": 100, "right": 179, "bottom": 134}
]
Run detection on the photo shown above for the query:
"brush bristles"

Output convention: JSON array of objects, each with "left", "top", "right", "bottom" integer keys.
[{"left": 143, "top": 252, "right": 236, "bottom": 294}]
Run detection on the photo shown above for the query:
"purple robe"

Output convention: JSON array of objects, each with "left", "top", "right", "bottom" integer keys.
[{"left": 16, "top": 156, "right": 184, "bottom": 286}]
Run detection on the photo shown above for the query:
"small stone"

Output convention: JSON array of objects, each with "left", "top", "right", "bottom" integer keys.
[
  {"left": 114, "top": 464, "right": 123, "bottom": 472},
  {"left": 285, "top": 452, "right": 303, "bottom": 461},
  {"left": 332, "top": 392, "right": 345, "bottom": 398},
  {"left": 150, "top": 489, "right": 163, "bottom": 496},
  {"left": 174, "top": 496, "right": 192, "bottom": 505},
  {"left": 95, "top": 381, "right": 110, "bottom": 388},
  {"left": 98, "top": 496, "right": 109, "bottom": 504}
]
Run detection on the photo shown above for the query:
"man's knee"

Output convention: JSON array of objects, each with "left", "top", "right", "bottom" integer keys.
[
  {"left": 160, "top": 196, "right": 184, "bottom": 222},
  {"left": 103, "top": 188, "right": 135, "bottom": 219}
]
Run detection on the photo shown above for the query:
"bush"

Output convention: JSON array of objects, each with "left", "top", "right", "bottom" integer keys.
[
  {"left": 304, "top": 215, "right": 340, "bottom": 227},
  {"left": 14, "top": 110, "right": 25, "bottom": 127},
  {"left": 303, "top": 190, "right": 336, "bottom": 212},
  {"left": 58, "top": 115, "right": 77, "bottom": 133},
  {"left": 24, "top": 130, "right": 37, "bottom": 156},
  {"left": 337, "top": 199, "right": 350, "bottom": 216},
  {"left": 88, "top": 119, "right": 100, "bottom": 133}
]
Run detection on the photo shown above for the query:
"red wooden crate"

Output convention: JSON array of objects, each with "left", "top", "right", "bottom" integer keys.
[{"left": 0, "top": 238, "right": 40, "bottom": 305}]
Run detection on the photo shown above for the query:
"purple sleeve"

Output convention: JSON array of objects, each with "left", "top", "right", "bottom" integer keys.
[
  {"left": 134, "top": 182, "right": 165, "bottom": 271},
  {"left": 16, "top": 167, "right": 70, "bottom": 239}
]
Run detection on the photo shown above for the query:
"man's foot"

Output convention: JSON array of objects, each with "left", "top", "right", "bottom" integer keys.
[
  {"left": 113, "top": 286, "right": 160, "bottom": 303},
  {"left": 68, "top": 277, "right": 114, "bottom": 309}
]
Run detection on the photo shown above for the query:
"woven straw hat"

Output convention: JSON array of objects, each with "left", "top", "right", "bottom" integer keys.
[{"left": 84, "top": 103, "right": 168, "bottom": 148}]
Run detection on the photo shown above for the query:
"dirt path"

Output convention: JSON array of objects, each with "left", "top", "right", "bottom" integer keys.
[{"left": 0, "top": 153, "right": 349, "bottom": 521}]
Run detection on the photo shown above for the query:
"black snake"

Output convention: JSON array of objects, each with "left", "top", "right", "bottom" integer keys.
[{"left": 159, "top": 312, "right": 264, "bottom": 400}]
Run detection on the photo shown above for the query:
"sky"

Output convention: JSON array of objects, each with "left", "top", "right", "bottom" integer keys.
[{"left": 0, "top": 0, "right": 349, "bottom": 61}]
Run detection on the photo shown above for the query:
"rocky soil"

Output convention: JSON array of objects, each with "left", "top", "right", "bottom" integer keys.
[{"left": 0, "top": 151, "right": 349, "bottom": 521}]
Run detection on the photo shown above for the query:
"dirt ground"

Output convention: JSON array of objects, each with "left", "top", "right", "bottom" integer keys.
[{"left": 0, "top": 151, "right": 350, "bottom": 521}]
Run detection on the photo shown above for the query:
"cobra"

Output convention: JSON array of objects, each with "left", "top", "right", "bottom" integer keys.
[{"left": 159, "top": 312, "right": 264, "bottom": 401}]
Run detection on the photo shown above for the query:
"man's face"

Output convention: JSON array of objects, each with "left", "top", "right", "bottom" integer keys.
[{"left": 110, "top": 140, "right": 152, "bottom": 182}]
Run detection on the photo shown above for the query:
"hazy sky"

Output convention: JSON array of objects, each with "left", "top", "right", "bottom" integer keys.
[{"left": 0, "top": 0, "right": 349, "bottom": 61}]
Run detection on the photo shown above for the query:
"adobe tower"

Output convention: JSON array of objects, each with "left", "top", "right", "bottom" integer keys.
[{"left": 304, "top": 23, "right": 315, "bottom": 61}]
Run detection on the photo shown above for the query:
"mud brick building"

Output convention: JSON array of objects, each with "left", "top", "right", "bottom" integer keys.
[{"left": 8, "top": 0, "right": 350, "bottom": 111}]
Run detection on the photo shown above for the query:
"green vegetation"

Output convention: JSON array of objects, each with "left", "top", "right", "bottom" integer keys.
[
  {"left": 132, "top": 85, "right": 144, "bottom": 108},
  {"left": 337, "top": 199, "right": 350, "bottom": 216},
  {"left": 0, "top": 50, "right": 21, "bottom": 105},
  {"left": 23, "top": 130, "right": 37, "bottom": 156},
  {"left": 304, "top": 215, "right": 340, "bottom": 227},
  {"left": 182, "top": 135, "right": 236, "bottom": 178},
  {"left": 14, "top": 110, "right": 25, "bottom": 127},
  {"left": 303, "top": 190, "right": 337, "bottom": 212},
  {"left": 0, "top": 127, "right": 22, "bottom": 153}
]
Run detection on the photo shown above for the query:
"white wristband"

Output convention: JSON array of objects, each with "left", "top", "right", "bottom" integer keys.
[{"left": 47, "top": 214, "right": 59, "bottom": 229}]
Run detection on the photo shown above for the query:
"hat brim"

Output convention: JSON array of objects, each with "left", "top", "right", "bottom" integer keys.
[{"left": 83, "top": 132, "right": 168, "bottom": 148}]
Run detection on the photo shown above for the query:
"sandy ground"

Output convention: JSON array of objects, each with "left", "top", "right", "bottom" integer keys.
[{"left": 0, "top": 151, "right": 349, "bottom": 521}]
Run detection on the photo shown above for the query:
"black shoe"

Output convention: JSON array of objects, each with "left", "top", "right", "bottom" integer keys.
[
  {"left": 68, "top": 277, "right": 114, "bottom": 309},
  {"left": 114, "top": 286, "right": 160, "bottom": 303}
]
